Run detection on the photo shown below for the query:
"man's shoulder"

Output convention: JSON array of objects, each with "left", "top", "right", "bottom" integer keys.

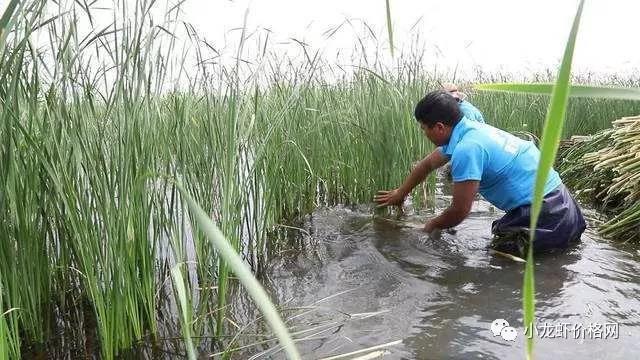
[
  {"left": 460, "top": 100, "right": 477, "bottom": 109},
  {"left": 452, "top": 136, "right": 485, "bottom": 156},
  {"left": 458, "top": 124, "right": 487, "bottom": 145}
]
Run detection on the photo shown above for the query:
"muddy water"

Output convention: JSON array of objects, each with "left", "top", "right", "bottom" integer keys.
[
  {"left": 28, "top": 184, "right": 640, "bottom": 359},
  {"left": 251, "top": 195, "right": 640, "bottom": 359}
]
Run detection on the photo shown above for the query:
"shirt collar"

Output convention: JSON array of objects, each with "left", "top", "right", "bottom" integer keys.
[{"left": 441, "top": 116, "right": 470, "bottom": 157}]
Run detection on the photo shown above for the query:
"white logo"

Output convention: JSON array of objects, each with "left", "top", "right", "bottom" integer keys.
[
  {"left": 490, "top": 319, "right": 518, "bottom": 341},
  {"left": 487, "top": 128, "right": 519, "bottom": 155},
  {"left": 501, "top": 326, "right": 518, "bottom": 341}
]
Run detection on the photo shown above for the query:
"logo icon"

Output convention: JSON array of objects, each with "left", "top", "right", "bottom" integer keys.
[
  {"left": 500, "top": 326, "right": 518, "bottom": 341},
  {"left": 490, "top": 319, "right": 518, "bottom": 341}
]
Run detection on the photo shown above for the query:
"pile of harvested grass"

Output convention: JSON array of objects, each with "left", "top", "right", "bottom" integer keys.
[{"left": 559, "top": 115, "right": 640, "bottom": 241}]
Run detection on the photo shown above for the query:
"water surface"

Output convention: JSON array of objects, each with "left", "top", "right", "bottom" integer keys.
[{"left": 250, "top": 195, "right": 640, "bottom": 359}]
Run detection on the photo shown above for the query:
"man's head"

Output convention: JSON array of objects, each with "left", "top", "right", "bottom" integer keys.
[
  {"left": 414, "top": 90, "right": 462, "bottom": 146},
  {"left": 442, "top": 83, "right": 466, "bottom": 102}
]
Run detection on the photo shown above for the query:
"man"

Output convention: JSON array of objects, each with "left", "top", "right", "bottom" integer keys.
[
  {"left": 442, "top": 83, "right": 485, "bottom": 123},
  {"left": 374, "top": 90, "right": 586, "bottom": 255},
  {"left": 441, "top": 83, "right": 485, "bottom": 180}
]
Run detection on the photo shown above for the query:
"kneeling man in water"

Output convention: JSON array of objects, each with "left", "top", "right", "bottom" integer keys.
[{"left": 374, "top": 90, "right": 586, "bottom": 255}]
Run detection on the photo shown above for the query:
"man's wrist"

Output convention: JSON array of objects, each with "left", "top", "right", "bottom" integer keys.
[
  {"left": 424, "top": 219, "right": 440, "bottom": 233},
  {"left": 398, "top": 187, "right": 412, "bottom": 199},
  {"left": 429, "top": 217, "right": 442, "bottom": 230}
]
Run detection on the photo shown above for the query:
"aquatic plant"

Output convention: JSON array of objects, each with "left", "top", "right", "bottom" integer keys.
[{"left": 1, "top": 0, "right": 639, "bottom": 358}]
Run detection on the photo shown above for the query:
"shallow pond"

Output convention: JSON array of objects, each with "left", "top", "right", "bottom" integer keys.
[
  {"left": 26, "top": 183, "right": 640, "bottom": 359},
  {"left": 244, "top": 191, "right": 640, "bottom": 359}
]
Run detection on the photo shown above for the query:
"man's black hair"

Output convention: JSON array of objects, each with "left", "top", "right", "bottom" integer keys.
[{"left": 414, "top": 90, "right": 462, "bottom": 127}]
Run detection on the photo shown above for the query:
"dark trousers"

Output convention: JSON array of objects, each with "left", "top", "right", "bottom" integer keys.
[{"left": 491, "top": 184, "right": 586, "bottom": 256}]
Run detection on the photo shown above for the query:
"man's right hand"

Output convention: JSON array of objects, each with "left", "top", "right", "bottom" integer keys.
[
  {"left": 374, "top": 189, "right": 407, "bottom": 208},
  {"left": 374, "top": 149, "right": 447, "bottom": 209}
]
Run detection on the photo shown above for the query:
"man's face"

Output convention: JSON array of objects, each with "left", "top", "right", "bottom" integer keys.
[{"left": 419, "top": 121, "right": 451, "bottom": 146}]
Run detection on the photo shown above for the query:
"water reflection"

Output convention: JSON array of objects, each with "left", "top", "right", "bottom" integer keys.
[
  {"left": 33, "top": 193, "right": 640, "bottom": 358},
  {"left": 254, "top": 200, "right": 640, "bottom": 359}
]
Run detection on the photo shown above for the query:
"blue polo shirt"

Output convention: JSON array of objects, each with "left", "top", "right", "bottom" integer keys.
[
  {"left": 440, "top": 117, "right": 562, "bottom": 211},
  {"left": 459, "top": 100, "right": 485, "bottom": 123}
]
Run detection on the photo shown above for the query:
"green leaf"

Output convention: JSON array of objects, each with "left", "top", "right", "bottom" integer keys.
[
  {"left": 523, "top": 1, "right": 586, "bottom": 359},
  {"left": 475, "top": 83, "right": 640, "bottom": 101},
  {"left": 0, "top": 0, "right": 23, "bottom": 52},
  {"left": 175, "top": 182, "right": 301, "bottom": 360},
  {"left": 171, "top": 265, "right": 196, "bottom": 360},
  {"left": 385, "top": 0, "right": 394, "bottom": 58}
]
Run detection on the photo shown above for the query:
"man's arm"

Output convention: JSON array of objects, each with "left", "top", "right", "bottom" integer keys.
[
  {"left": 397, "top": 148, "right": 449, "bottom": 195},
  {"left": 374, "top": 148, "right": 449, "bottom": 207},
  {"left": 425, "top": 180, "right": 479, "bottom": 232}
]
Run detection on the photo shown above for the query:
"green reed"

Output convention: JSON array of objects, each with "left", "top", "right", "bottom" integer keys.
[{"left": 1, "top": 0, "right": 638, "bottom": 358}]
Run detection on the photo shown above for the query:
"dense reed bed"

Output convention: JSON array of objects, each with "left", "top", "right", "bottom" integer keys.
[
  {"left": 0, "top": 1, "right": 433, "bottom": 357},
  {"left": 0, "top": 0, "right": 639, "bottom": 358},
  {"left": 474, "top": 90, "right": 640, "bottom": 137}
]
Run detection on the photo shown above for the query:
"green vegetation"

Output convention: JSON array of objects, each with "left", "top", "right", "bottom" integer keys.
[
  {"left": 0, "top": 1, "right": 431, "bottom": 357},
  {"left": 524, "top": 4, "right": 586, "bottom": 358},
  {"left": 1, "top": 0, "right": 639, "bottom": 358},
  {"left": 473, "top": 90, "right": 640, "bottom": 137}
]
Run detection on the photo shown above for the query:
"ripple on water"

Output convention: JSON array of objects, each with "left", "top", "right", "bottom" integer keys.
[{"left": 244, "top": 200, "right": 640, "bottom": 359}]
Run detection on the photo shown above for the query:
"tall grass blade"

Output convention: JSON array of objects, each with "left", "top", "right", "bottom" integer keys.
[
  {"left": 175, "top": 182, "right": 301, "bottom": 360},
  {"left": 524, "top": 1, "right": 585, "bottom": 358},
  {"left": 0, "top": 0, "right": 22, "bottom": 51},
  {"left": 0, "top": 291, "right": 20, "bottom": 359},
  {"left": 385, "top": 0, "right": 394, "bottom": 58},
  {"left": 171, "top": 265, "right": 196, "bottom": 360}
]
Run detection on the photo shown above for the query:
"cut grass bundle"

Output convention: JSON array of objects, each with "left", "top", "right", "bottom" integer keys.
[{"left": 559, "top": 116, "right": 640, "bottom": 241}]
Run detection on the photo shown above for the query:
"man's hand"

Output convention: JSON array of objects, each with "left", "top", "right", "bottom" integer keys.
[
  {"left": 374, "top": 189, "right": 406, "bottom": 208},
  {"left": 426, "top": 180, "right": 479, "bottom": 230},
  {"left": 423, "top": 219, "right": 437, "bottom": 233},
  {"left": 374, "top": 150, "right": 448, "bottom": 209},
  {"left": 422, "top": 219, "right": 443, "bottom": 241}
]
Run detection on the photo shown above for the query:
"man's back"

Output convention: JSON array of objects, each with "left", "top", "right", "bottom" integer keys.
[
  {"left": 441, "top": 118, "right": 562, "bottom": 211},
  {"left": 459, "top": 100, "right": 485, "bottom": 123}
]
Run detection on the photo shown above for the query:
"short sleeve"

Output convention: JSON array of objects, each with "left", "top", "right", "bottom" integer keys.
[
  {"left": 450, "top": 142, "right": 486, "bottom": 182},
  {"left": 437, "top": 146, "right": 451, "bottom": 159}
]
